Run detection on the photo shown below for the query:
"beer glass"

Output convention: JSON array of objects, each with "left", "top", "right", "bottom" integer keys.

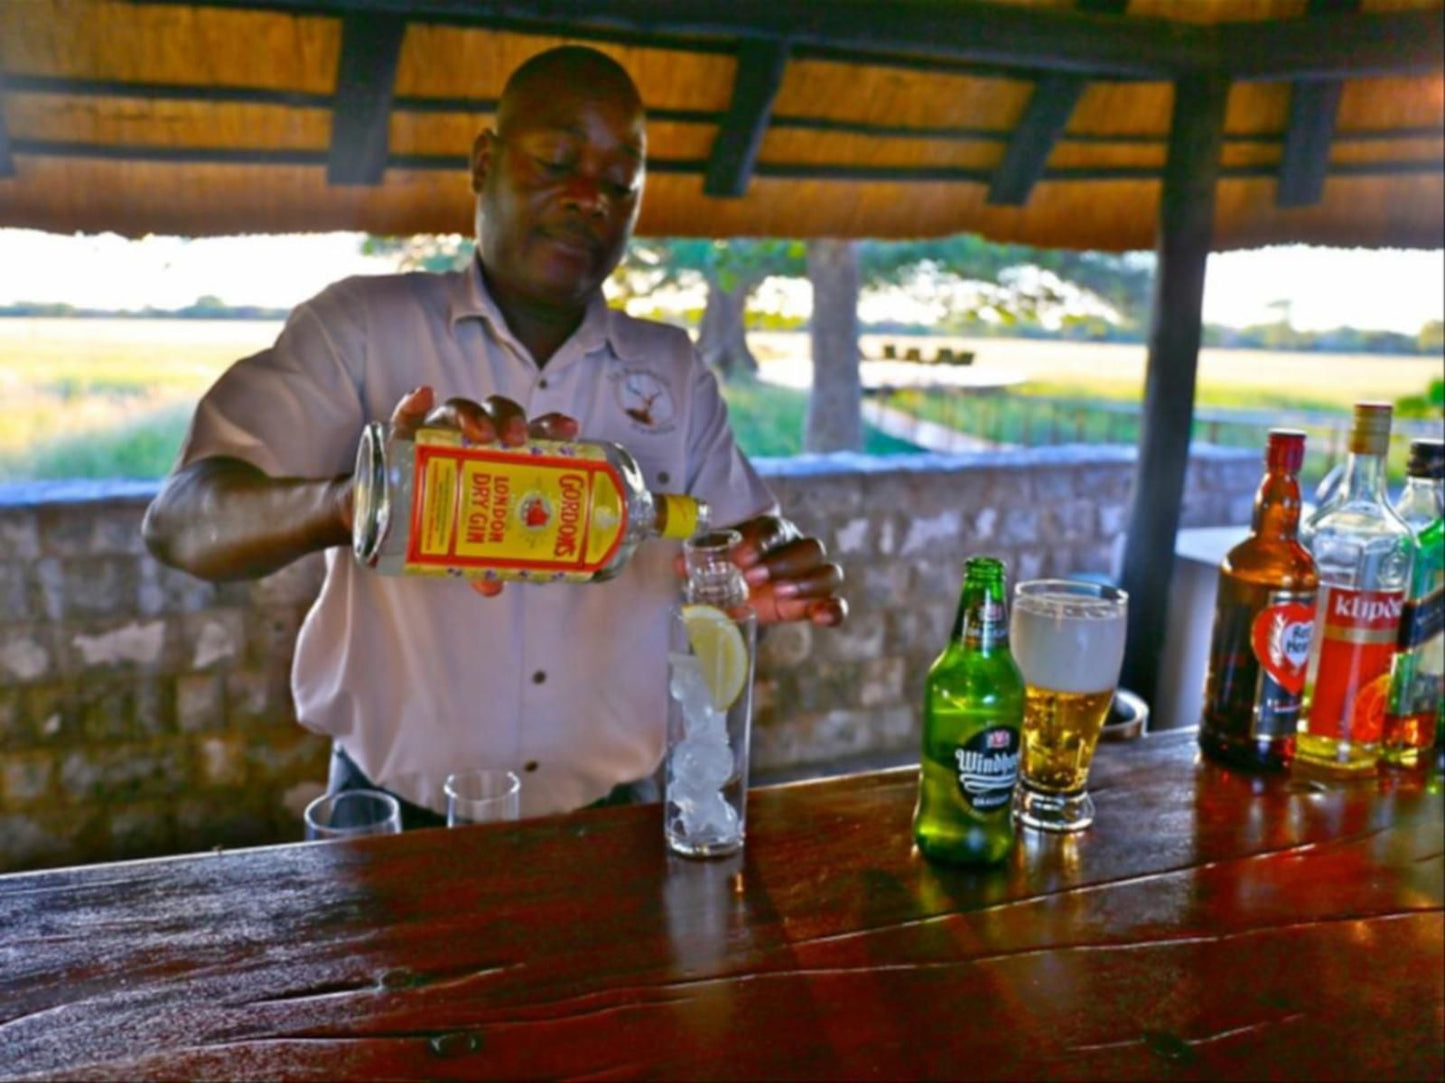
[{"left": 1010, "top": 579, "right": 1128, "bottom": 832}]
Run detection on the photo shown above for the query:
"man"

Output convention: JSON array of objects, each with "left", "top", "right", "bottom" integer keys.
[{"left": 143, "top": 46, "right": 846, "bottom": 824}]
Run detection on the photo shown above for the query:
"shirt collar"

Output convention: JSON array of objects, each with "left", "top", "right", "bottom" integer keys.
[{"left": 448, "top": 253, "right": 620, "bottom": 365}]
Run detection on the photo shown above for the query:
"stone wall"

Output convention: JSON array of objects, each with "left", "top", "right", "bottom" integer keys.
[{"left": 0, "top": 445, "right": 1258, "bottom": 872}]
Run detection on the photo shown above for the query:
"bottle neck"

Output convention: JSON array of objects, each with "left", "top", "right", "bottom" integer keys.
[
  {"left": 951, "top": 581, "right": 1010, "bottom": 651},
  {"left": 1253, "top": 468, "right": 1303, "bottom": 541},
  {"left": 1340, "top": 447, "right": 1390, "bottom": 504}
]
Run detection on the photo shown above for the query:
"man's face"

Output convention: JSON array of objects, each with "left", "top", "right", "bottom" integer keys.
[{"left": 473, "top": 79, "right": 645, "bottom": 310}]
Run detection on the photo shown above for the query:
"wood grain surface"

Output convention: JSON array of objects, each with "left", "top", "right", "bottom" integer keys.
[{"left": 1, "top": 730, "right": 1441, "bottom": 1081}]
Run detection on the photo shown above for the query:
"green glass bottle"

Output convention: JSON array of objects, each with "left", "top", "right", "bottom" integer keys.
[{"left": 913, "top": 556, "right": 1025, "bottom": 866}]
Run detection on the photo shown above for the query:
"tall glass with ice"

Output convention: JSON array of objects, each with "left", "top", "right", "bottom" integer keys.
[
  {"left": 1010, "top": 579, "right": 1128, "bottom": 832},
  {"left": 665, "top": 531, "right": 756, "bottom": 858}
]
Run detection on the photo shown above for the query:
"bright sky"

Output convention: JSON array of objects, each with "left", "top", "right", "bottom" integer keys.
[{"left": 0, "top": 229, "right": 1440, "bottom": 333}]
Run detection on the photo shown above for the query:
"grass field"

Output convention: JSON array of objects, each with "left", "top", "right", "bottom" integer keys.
[{"left": 0, "top": 319, "right": 916, "bottom": 479}]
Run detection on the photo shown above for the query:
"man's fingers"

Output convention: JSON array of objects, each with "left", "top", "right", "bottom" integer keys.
[
  {"left": 528, "top": 412, "right": 581, "bottom": 442},
  {"left": 808, "top": 596, "right": 848, "bottom": 627},
  {"left": 470, "top": 579, "right": 505, "bottom": 598},
  {"left": 768, "top": 561, "right": 844, "bottom": 602},
  {"left": 484, "top": 396, "right": 529, "bottom": 447},
  {"left": 389, "top": 386, "right": 436, "bottom": 440},
  {"left": 743, "top": 537, "right": 828, "bottom": 586},
  {"left": 426, "top": 398, "right": 498, "bottom": 444}
]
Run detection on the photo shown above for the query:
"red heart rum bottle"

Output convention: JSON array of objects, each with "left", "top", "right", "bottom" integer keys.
[{"left": 1200, "top": 430, "right": 1319, "bottom": 771}]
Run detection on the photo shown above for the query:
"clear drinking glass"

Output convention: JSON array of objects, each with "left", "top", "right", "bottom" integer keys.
[
  {"left": 445, "top": 770, "right": 521, "bottom": 826},
  {"left": 1009, "top": 579, "right": 1129, "bottom": 832},
  {"left": 304, "top": 789, "right": 403, "bottom": 840},
  {"left": 665, "top": 531, "right": 757, "bottom": 858}
]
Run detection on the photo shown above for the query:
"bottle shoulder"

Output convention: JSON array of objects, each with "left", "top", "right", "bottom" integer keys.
[
  {"left": 1220, "top": 538, "right": 1318, "bottom": 588},
  {"left": 928, "top": 644, "right": 1025, "bottom": 693}
]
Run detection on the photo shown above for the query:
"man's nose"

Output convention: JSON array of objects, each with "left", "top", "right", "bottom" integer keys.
[{"left": 560, "top": 175, "right": 608, "bottom": 218}]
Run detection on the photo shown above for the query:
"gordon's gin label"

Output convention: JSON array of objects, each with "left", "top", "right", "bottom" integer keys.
[
  {"left": 1303, "top": 586, "right": 1405, "bottom": 744},
  {"left": 404, "top": 432, "right": 627, "bottom": 582}
]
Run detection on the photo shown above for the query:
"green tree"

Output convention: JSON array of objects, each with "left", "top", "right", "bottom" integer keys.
[
  {"left": 1419, "top": 319, "right": 1444, "bottom": 354},
  {"left": 361, "top": 235, "right": 474, "bottom": 273}
]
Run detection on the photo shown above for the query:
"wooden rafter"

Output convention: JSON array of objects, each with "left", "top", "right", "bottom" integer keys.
[
  {"left": 7, "top": 73, "right": 1442, "bottom": 149},
  {"left": 1277, "top": 0, "right": 1361, "bottom": 208},
  {"left": 130, "top": 0, "right": 1445, "bottom": 83},
  {"left": 6, "top": 138, "right": 1440, "bottom": 184},
  {"left": 327, "top": 13, "right": 406, "bottom": 186},
  {"left": 987, "top": 0, "right": 1129, "bottom": 206},
  {"left": 0, "top": 76, "right": 13, "bottom": 178},
  {"left": 704, "top": 38, "right": 790, "bottom": 199}
]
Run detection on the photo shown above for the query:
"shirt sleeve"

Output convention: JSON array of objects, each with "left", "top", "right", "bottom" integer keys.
[
  {"left": 683, "top": 353, "right": 778, "bottom": 529},
  {"left": 176, "top": 280, "right": 368, "bottom": 479}
]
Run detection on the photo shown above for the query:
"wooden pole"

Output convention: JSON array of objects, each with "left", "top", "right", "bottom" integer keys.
[{"left": 1118, "top": 73, "right": 1229, "bottom": 715}]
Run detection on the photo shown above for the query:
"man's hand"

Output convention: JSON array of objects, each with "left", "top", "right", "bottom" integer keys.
[
  {"left": 390, "top": 386, "right": 579, "bottom": 597},
  {"left": 729, "top": 515, "right": 847, "bottom": 627}
]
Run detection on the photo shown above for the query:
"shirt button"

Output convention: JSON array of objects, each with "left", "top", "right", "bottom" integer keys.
[
  {"left": 532, "top": 670, "right": 546, "bottom": 685},
  {"left": 658, "top": 471, "right": 670, "bottom": 485},
  {"left": 524, "top": 761, "right": 539, "bottom": 773},
  {"left": 538, "top": 377, "right": 550, "bottom": 390}
]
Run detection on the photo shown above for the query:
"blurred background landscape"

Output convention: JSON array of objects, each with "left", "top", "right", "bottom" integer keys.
[{"left": 1, "top": 229, "right": 1440, "bottom": 488}]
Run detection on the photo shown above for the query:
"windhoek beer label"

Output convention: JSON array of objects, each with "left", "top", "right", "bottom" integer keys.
[
  {"left": 403, "top": 430, "right": 627, "bottom": 582},
  {"left": 1305, "top": 586, "right": 1405, "bottom": 744},
  {"left": 954, "top": 726, "right": 1020, "bottom": 813}
]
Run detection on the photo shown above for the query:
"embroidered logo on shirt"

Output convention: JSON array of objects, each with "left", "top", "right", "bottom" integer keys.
[{"left": 611, "top": 368, "right": 676, "bottom": 435}]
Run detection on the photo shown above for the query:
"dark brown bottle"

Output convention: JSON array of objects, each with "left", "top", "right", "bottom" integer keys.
[{"left": 1200, "top": 430, "right": 1319, "bottom": 770}]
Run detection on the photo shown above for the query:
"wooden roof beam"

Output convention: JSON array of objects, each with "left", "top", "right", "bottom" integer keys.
[
  {"left": 0, "top": 74, "right": 13, "bottom": 178},
  {"left": 137, "top": 1, "right": 1444, "bottom": 82},
  {"left": 987, "top": 2, "right": 1127, "bottom": 207},
  {"left": 327, "top": 13, "right": 406, "bottom": 186},
  {"left": 1276, "top": 0, "right": 1359, "bottom": 209},
  {"left": 987, "top": 74, "right": 1087, "bottom": 206},
  {"left": 704, "top": 39, "right": 789, "bottom": 198}
]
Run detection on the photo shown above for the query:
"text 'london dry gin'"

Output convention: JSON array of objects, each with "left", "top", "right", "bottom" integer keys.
[{"left": 352, "top": 424, "right": 705, "bottom": 584}]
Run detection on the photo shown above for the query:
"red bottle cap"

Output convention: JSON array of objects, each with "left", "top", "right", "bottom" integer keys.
[{"left": 1266, "top": 429, "right": 1306, "bottom": 474}]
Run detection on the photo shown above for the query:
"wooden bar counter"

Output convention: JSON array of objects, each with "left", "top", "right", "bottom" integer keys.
[{"left": 2, "top": 730, "right": 1441, "bottom": 1081}]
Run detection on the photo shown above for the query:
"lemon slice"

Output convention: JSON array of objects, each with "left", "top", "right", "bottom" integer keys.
[{"left": 681, "top": 604, "right": 749, "bottom": 712}]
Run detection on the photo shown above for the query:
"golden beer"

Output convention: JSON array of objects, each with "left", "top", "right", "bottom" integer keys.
[
  {"left": 1020, "top": 686, "right": 1115, "bottom": 793},
  {"left": 1010, "top": 580, "right": 1128, "bottom": 832}
]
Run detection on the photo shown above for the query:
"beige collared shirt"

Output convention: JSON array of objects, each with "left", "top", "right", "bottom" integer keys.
[{"left": 178, "top": 259, "right": 775, "bottom": 816}]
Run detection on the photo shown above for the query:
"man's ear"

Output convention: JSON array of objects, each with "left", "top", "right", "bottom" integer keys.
[{"left": 470, "top": 130, "right": 495, "bottom": 194}]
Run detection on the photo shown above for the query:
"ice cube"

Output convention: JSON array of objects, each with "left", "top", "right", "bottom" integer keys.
[
  {"left": 680, "top": 792, "right": 739, "bottom": 840},
  {"left": 672, "top": 738, "right": 734, "bottom": 788}
]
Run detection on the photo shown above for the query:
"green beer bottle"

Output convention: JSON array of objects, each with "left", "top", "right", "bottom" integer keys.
[{"left": 913, "top": 556, "right": 1025, "bottom": 866}]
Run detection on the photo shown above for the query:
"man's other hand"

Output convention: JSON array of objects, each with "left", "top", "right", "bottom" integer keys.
[{"left": 729, "top": 515, "right": 847, "bottom": 628}]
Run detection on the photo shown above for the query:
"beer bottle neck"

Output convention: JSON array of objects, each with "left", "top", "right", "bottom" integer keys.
[{"left": 951, "top": 584, "right": 1010, "bottom": 651}]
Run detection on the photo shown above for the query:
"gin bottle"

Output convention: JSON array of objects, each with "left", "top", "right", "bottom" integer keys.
[
  {"left": 1297, "top": 403, "right": 1413, "bottom": 776},
  {"left": 352, "top": 424, "right": 706, "bottom": 584}
]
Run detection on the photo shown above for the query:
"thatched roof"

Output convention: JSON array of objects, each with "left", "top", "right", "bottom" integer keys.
[{"left": 1, "top": 0, "right": 1441, "bottom": 250}]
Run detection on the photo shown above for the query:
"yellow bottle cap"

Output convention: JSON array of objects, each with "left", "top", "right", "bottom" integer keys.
[
  {"left": 1349, "top": 402, "right": 1392, "bottom": 456},
  {"left": 660, "top": 494, "right": 707, "bottom": 540}
]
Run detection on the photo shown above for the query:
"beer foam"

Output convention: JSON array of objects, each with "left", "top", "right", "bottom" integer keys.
[{"left": 1011, "top": 591, "right": 1127, "bottom": 694}]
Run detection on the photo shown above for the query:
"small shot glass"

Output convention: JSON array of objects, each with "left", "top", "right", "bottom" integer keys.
[
  {"left": 445, "top": 770, "right": 522, "bottom": 826},
  {"left": 304, "top": 789, "right": 402, "bottom": 840}
]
